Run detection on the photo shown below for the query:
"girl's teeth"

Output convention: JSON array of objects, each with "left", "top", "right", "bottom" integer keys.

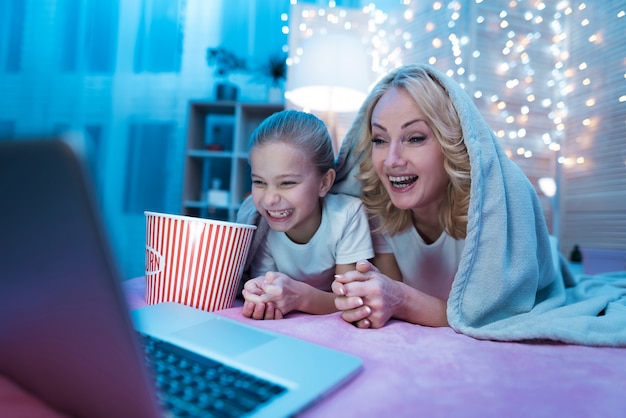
[{"left": 268, "top": 209, "right": 292, "bottom": 218}]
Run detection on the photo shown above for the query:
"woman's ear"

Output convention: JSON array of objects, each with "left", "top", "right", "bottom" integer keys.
[{"left": 319, "top": 168, "right": 336, "bottom": 197}]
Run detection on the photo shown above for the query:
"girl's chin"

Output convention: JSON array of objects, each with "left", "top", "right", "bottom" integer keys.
[{"left": 265, "top": 217, "right": 292, "bottom": 231}]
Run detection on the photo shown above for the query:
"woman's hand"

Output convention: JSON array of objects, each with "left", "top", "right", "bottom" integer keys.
[
  {"left": 241, "top": 272, "right": 301, "bottom": 320},
  {"left": 332, "top": 260, "right": 404, "bottom": 329}
]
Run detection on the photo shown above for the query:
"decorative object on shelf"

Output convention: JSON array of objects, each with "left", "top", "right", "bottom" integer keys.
[
  {"left": 207, "top": 179, "right": 230, "bottom": 208},
  {"left": 253, "top": 52, "right": 287, "bottom": 103},
  {"left": 205, "top": 113, "right": 235, "bottom": 151},
  {"left": 206, "top": 47, "right": 247, "bottom": 101}
]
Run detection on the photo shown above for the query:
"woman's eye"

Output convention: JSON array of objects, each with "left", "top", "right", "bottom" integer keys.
[
  {"left": 407, "top": 135, "right": 426, "bottom": 144},
  {"left": 371, "top": 137, "right": 386, "bottom": 146}
]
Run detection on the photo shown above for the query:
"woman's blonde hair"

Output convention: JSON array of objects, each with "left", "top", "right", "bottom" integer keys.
[{"left": 356, "top": 65, "right": 471, "bottom": 239}]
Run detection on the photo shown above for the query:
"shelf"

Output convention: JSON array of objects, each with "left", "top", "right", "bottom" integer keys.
[
  {"left": 188, "top": 149, "right": 232, "bottom": 158},
  {"left": 181, "top": 101, "right": 283, "bottom": 221}
]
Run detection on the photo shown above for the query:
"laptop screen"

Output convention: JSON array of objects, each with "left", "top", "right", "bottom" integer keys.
[{"left": 0, "top": 139, "right": 162, "bottom": 417}]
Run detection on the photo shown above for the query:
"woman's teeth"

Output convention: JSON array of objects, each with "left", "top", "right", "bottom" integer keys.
[{"left": 388, "top": 175, "right": 418, "bottom": 189}]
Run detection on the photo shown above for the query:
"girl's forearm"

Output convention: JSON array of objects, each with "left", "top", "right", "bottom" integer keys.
[{"left": 297, "top": 284, "right": 339, "bottom": 315}]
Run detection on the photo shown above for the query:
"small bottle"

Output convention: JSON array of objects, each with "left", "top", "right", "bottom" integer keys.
[{"left": 207, "top": 179, "right": 230, "bottom": 207}]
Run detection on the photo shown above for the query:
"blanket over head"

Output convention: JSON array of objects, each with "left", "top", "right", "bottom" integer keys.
[{"left": 237, "top": 63, "right": 626, "bottom": 347}]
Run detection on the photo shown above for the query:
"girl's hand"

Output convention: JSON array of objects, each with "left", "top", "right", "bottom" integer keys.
[
  {"left": 241, "top": 299, "right": 284, "bottom": 320},
  {"left": 332, "top": 260, "right": 404, "bottom": 329},
  {"left": 241, "top": 272, "right": 300, "bottom": 320}
]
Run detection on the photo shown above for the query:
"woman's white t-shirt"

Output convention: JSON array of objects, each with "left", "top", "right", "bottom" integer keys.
[
  {"left": 373, "top": 226, "right": 465, "bottom": 300},
  {"left": 250, "top": 193, "right": 374, "bottom": 291}
]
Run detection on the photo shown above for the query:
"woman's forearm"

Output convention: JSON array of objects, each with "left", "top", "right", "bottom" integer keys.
[{"left": 394, "top": 281, "right": 449, "bottom": 327}]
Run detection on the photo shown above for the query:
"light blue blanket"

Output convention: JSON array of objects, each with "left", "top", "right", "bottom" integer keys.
[
  {"left": 332, "top": 64, "right": 626, "bottom": 347},
  {"left": 238, "top": 64, "right": 626, "bottom": 347}
]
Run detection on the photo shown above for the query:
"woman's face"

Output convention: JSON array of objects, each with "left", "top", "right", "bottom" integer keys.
[{"left": 370, "top": 87, "right": 449, "bottom": 216}]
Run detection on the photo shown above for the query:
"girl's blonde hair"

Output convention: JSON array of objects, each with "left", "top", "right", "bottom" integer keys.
[
  {"left": 248, "top": 109, "right": 335, "bottom": 175},
  {"left": 356, "top": 65, "right": 471, "bottom": 239}
]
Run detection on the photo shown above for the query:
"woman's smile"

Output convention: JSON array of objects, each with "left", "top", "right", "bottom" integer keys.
[{"left": 388, "top": 174, "right": 419, "bottom": 190}]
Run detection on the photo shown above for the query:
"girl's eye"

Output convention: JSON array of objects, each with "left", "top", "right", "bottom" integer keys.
[
  {"left": 252, "top": 180, "right": 265, "bottom": 186},
  {"left": 281, "top": 181, "right": 297, "bottom": 187},
  {"left": 371, "top": 137, "right": 386, "bottom": 146}
]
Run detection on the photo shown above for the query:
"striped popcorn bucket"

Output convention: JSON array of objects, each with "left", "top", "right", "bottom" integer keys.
[{"left": 144, "top": 211, "right": 256, "bottom": 312}]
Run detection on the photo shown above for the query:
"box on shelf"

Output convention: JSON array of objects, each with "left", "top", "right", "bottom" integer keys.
[{"left": 204, "top": 114, "right": 235, "bottom": 151}]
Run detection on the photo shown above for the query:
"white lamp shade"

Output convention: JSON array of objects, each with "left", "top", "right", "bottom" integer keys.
[{"left": 286, "top": 33, "right": 371, "bottom": 112}]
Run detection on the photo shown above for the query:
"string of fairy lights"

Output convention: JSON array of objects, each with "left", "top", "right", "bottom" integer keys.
[{"left": 281, "top": 0, "right": 625, "bottom": 170}]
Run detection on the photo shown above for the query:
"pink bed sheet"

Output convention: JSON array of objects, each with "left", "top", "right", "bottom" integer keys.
[
  {"left": 2, "top": 276, "right": 625, "bottom": 418},
  {"left": 123, "top": 277, "right": 626, "bottom": 418}
]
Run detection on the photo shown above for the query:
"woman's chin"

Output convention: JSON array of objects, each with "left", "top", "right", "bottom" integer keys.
[{"left": 388, "top": 192, "right": 419, "bottom": 210}]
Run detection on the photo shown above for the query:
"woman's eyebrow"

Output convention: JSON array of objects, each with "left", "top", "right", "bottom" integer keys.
[
  {"left": 372, "top": 118, "right": 425, "bottom": 132},
  {"left": 401, "top": 118, "right": 425, "bottom": 129},
  {"left": 371, "top": 122, "right": 387, "bottom": 132}
]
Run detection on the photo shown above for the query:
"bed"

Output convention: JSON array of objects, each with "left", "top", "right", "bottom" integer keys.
[{"left": 4, "top": 274, "right": 624, "bottom": 418}]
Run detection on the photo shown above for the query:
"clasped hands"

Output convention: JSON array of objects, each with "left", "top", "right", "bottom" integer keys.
[
  {"left": 333, "top": 260, "right": 402, "bottom": 329},
  {"left": 242, "top": 260, "right": 402, "bottom": 329},
  {"left": 241, "top": 271, "right": 295, "bottom": 320}
]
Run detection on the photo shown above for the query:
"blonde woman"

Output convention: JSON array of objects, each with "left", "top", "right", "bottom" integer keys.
[{"left": 332, "top": 64, "right": 626, "bottom": 347}]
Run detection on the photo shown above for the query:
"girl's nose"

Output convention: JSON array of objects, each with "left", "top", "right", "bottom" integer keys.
[{"left": 263, "top": 189, "right": 281, "bottom": 206}]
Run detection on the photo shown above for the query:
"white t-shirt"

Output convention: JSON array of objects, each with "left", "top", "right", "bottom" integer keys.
[
  {"left": 373, "top": 226, "right": 465, "bottom": 300},
  {"left": 250, "top": 193, "right": 374, "bottom": 291}
]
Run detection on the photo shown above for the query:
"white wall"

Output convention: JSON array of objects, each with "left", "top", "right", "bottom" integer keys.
[{"left": 0, "top": 0, "right": 289, "bottom": 279}]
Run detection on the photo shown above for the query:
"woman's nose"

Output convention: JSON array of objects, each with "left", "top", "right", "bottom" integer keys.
[{"left": 384, "top": 142, "right": 406, "bottom": 168}]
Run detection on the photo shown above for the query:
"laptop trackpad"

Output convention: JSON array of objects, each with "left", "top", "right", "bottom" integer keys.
[{"left": 172, "top": 318, "right": 276, "bottom": 356}]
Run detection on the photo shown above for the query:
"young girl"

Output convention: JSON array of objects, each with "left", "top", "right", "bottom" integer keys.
[{"left": 238, "top": 110, "right": 374, "bottom": 320}]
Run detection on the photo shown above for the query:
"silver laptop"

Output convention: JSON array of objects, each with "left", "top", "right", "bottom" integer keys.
[{"left": 0, "top": 138, "right": 362, "bottom": 418}]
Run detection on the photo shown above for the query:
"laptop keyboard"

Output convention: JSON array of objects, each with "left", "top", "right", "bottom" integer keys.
[{"left": 140, "top": 333, "right": 287, "bottom": 417}]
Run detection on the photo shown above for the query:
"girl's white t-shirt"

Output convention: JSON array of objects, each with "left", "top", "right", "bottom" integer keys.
[
  {"left": 250, "top": 193, "right": 374, "bottom": 291},
  {"left": 373, "top": 226, "right": 465, "bottom": 300}
]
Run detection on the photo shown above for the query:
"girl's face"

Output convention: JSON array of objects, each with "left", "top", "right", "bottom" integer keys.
[
  {"left": 250, "top": 141, "right": 334, "bottom": 244},
  {"left": 370, "top": 87, "right": 449, "bottom": 217}
]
